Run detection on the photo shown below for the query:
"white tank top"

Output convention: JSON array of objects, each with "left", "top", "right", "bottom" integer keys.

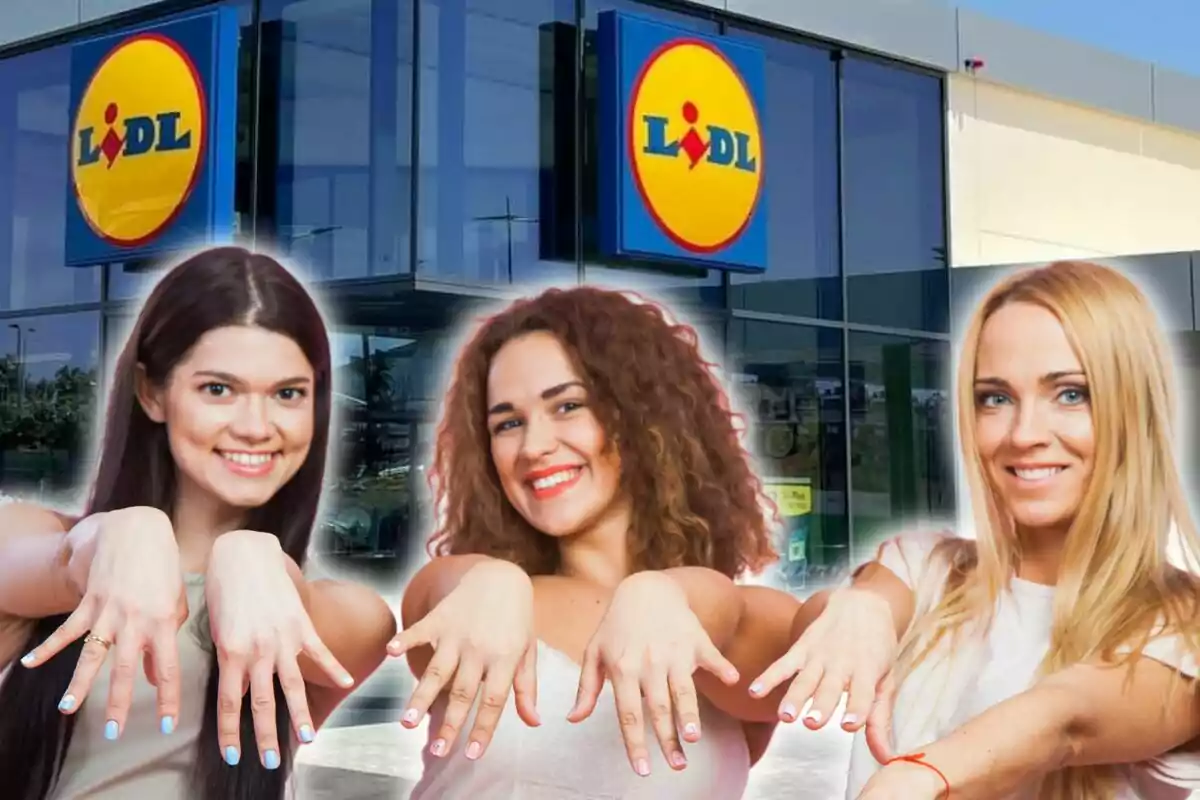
[{"left": 410, "top": 640, "right": 751, "bottom": 799}]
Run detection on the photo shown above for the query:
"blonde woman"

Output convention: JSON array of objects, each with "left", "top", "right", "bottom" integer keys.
[{"left": 750, "top": 260, "right": 1200, "bottom": 798}]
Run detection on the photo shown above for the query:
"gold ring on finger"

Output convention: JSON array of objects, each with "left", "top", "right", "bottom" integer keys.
[{"left": 83, "top": 633, "right": 113, "bottom": 649}]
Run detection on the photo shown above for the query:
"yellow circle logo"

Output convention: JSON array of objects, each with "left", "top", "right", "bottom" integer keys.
[
  {"left": 629, "top": 39, "right": 763, "bottom": 253},
  {"left": 71, "top": 33, "right": 206, "bottom": 246}
]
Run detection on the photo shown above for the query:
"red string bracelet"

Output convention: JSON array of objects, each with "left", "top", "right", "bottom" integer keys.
[{"left": 886, "top": 752, "right": 951, "bottom": 798}]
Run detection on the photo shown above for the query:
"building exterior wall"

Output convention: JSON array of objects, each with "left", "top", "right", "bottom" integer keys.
[
  {"left": 0, "top": 0, "right": 960, "bottom": 592},
  {"left": 947, "top": 74, "right": 1200, "bottom": 268}
]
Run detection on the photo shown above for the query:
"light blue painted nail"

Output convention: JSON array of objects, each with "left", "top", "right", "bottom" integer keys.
[
  {"left": 104, "top": 720, "right": 119, "bottom": 741},
  {"left": 160, "top": 716, "right": 175, "bottom": 735},
  {"left": 224, "top": 746, "right": 240, "bottom": 766},
  {"left": 299, "top": 725, "right": 314, "bottom": 744},
  {"left": 264, "top": 749, "right": 280, "bottom": 770},
  {"left": 57, "top": 694, "right": 76, "bottom": 712},
  {"left": 20, "top": 652, "right": 35, "bottom": 667}
]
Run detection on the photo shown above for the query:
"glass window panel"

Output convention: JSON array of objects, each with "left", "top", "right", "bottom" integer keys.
[
  {"left": 261, "top": 0, "right": 414, "bottom": 279},
  {"left": 842, "top": 58, "right": 947, "bottom": 333},
  {"left": 849, "top": 331, "right": 954, "bottom": 558},
  {"left": 730, "top": 320, "right": 848, "bottom": 591},
  {"left": 726, "top": 28, "right": 840, "bottom": 320},
  {"left": 417, "top": 0, "right": 577, "bottom": 287}
]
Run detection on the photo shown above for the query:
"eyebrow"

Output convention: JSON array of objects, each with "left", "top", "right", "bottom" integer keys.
[
  {"left": 192, "top": 370, "right": 313, "bottom": 387},
  {"left": 974, "top": 370, "right": 1085, "bottom": 386},
  {"left": 487, "top": 380, "right": 585, "bottom": 416}
]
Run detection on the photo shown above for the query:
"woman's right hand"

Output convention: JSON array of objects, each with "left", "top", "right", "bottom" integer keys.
[
  {"left": 20, "top": 507, "right": 187, "bottom": 740},
  {"left": 388, "top": 559, "right": 540, "bottom": 761},
  {"left": 749, "top": 586, "right": 899, "bottom": 761}
]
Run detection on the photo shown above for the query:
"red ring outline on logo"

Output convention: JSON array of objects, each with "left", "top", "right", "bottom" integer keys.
[
  {"left": 626, "top": 37, "right": 763, "bottom": 254},
  {"left": 71, "top": 31, "right": 208, "bottom": 248}
]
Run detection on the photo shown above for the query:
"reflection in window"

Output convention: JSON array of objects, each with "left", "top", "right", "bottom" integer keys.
[
  {"left": 0, "top": 313, "right": 100, "bottom": 496},
  {"left": 842, "top": 57, "right": 947, "bottom": 333},
  {"left": 849, "top": 332, "right": 953, "bottom": 557},
  {"left": 727, "top": 29, "right": 840, "bottom": 321},
  {"left": 262, "top": 0, "right": 414, "bottom": 279},
  {"left": 318, "top": 317, "right": 463, "bottom": 578},
  {"left": 580, "top": 0, "right": 724, "bottom": 310},
  {"left": 0, "top": 47, "right": 101, "bottom": 309},
  {"left": 730, "top": 321, "right": 847, "bottom": 591},
  {"left": 418, "top": 0, "right": 577, "bottom": 286}
]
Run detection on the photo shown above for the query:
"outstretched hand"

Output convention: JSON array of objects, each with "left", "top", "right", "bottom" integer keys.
[
  {"left": 569, "top": 571, "right": 740, "bottom": 777},
  {"left": 388, "top": 559, "right": 541, "bottom": 761},
  {"left": 205, "top": 530, "right": 353, "bottom": 768},
  {"left": 21, "top": 507, "right": 188, "bottom": 741},
  {"left": 748, "top": 586, "right": 899, "bottom": 762}
]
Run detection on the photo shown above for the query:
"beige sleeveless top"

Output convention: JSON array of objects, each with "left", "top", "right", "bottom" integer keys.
[{"left": 46, "top": 573, "right": 211, "bottom": 799}]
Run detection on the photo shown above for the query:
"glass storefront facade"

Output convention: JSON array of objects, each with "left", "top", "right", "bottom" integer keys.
[{"left": 0, "top": 0, "right": 955, "bottom": 589}]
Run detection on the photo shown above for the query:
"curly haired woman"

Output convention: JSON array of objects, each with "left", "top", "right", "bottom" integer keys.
[{"left": 389, "top": 285, "right": 815, "bottom": 799}]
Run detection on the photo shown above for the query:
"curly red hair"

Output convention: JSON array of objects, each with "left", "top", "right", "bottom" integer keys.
[{"left": 427, "top": 285, "right": 778, "bottom": 580}]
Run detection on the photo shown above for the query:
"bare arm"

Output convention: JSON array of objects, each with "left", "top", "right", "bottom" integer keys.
[
  {"left": 887, "top": 657, "right": 1200, "bottom": 799},
  {"left": 850, "top": 550, "right": 919, "bottom": 640},
  {"left": 0, "top": 503, "right": 82, "bottom": 619},
  {"left": 398, "top": 554, "right": 502, "bottom": 678},
  {"left": 694, "top": 582, "right": 808, "bottom": 723},
  {"left": 292, "top": 568, "right": 398, "bottom": 728}
]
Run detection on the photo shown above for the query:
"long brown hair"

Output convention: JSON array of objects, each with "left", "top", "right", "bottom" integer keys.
[
  {"left": 0, "top": 246, "right": 333, "bottom": 800},
  {"left": 428, "top": 285, "right": 777, "bottom": 579}
]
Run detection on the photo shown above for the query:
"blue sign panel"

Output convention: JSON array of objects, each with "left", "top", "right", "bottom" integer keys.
[
  {"left": 65, "top": 7, "right": 239, "bottom": 266},
  {"left": 598, "top": 11, "right": 768, "bottom": 272}
]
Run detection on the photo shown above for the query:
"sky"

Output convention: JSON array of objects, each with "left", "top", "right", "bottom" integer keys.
[{"left": 950, "top": 0, "right": 1200, "bottom": 76}]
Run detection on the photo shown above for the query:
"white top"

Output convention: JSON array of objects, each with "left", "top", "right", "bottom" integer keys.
[
  {"left": 846, "top": 532, "right": 1200, "bottom": 800},
  {"left": 410, "top": 640, "right": 752, "bottom": 799}
]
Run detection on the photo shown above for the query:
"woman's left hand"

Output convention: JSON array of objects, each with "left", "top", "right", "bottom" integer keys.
[
  {"left": 568, "top": 571, "right": 740, "bottom": 777},
  {"left": 205, "top": 530, "right": 353, "bottom": 769},
  {"left": 856, "top": 759, "right": 949, "bottom": 799}
]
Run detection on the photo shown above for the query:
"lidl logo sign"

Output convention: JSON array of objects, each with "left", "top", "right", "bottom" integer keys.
[
  {"left": 65, "top": 9, "right": 239, "bottom": 267},
  {"left": 598, "top": 13, "right": 767, "bottom": 272}
]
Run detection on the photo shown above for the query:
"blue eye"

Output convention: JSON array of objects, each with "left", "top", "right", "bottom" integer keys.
[
  {"left": 976, "top": 392, "right": 1009, "bottom": 408},
  {"left": 1059, "top": 387, "right": 1088, "bottom": 405}
]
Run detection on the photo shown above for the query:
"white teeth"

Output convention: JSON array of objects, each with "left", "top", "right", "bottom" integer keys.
[
  {"left": 531, "top": 469, "right": 579, "bottom": 490},
  {"left": 222, "top": 452, "right": 273, "bottom": 467},
  {"left": 1013, "top": 467, "right": 1063, "bottom": 480}
]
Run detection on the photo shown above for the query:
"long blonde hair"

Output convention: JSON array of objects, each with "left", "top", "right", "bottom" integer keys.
[{"left": 893, "top": 260, "right": 1200, "bottom": 799}]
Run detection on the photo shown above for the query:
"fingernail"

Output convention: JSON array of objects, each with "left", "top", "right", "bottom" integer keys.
[
  {"left": 670, "top": 751, "right": 687, "bottom": 768},
  {"left": 805, "top": 709, "right": 822, "bottom": 724},
  {"left": 466, "top": 741, "right": 482, "bottom": 760},
  {"left": 402, "top": 708, "right": 419, "bottom": 726},
  {"left": 684, "top": 722, "right": 700, "bottom": 739},
  {"left": 299, "top": 725, "right": 315, "bottom": 744},
  {"left": 726, "top": 668, "right": 740, "bottom": 683},
  {"left": 430, "top": 738, "right": 446, "bottom": 757},
  {"left": 264, "top": 749, "right": 280, "bottom": 770},
  {"left": 224, "top": 746, "right": 240, "bottom": 766},
  {"left": 842, "top": 713, "right": 858, "bottom": 727},
  {"left": 58, "top": 694, "right": 76, "bottom": 712},
  {"left": 160, "top": 716, "right": 175, "bottom": 735},
  {"left": 635, "top": 758, "right": 650, "bottom": 777},
  {"left": 20, "top": 652, "right": 35, "bottom": 667},
  {"left": 749, "top": 681, "right": 764, "bottom": 696},
  {"left": 779, "top": 702, "right": 797, "bottom": 721},
  {"left": 339, "top": 673, "right": 355, "bottom": 688},
  {"left": 104, "top": 720, "right": 119, "bottom": 741}
]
